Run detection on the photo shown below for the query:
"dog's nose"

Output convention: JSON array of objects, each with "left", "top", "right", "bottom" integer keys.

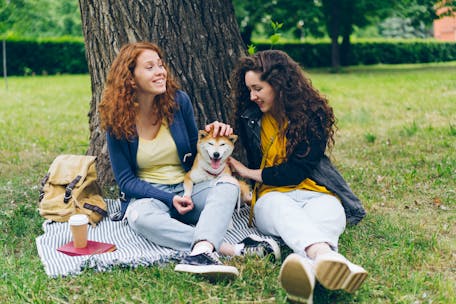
[{"left": 213, "top": 152, "right": 220, "bottom": 159}]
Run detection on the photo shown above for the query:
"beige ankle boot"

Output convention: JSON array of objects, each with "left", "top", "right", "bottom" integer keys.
[
  {"left": 279, "top": 253, "right": 315, "bottom": 303},
  {"left": 315, "top": 251, "right": 368, "bottom": 293}
]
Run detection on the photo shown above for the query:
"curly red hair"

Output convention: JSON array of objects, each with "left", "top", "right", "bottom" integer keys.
[{"left": 99, "top": 42, "right": 179, "bottom": 139}]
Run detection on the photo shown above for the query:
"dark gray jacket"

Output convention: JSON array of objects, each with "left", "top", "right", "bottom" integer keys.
[{"left": 238, "top": 105, "right": 366, "bottom": 225}]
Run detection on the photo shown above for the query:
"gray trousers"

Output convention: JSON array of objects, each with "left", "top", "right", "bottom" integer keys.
[
  {"left": 254, "top": 189, "right": 346, "bottom": 256},
  {"left": 125, "top": 179, "right": 239, "bottom": 252}
]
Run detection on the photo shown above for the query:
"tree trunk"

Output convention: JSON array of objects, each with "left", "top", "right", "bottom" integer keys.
[
  {"left": 340, "top": 33, "right": 350, "bottom": 66},
  {"left": 323, "top": 0, "right": 341, "bottom": 71},
  {"left": 340, "top": 1, "right": 353, "bottom": 66},
  {"left": 78, "top": 0, "right": 246, "bottom": 188},
  {"left": 330, "top": 36, "right": 340, "bottom": 71}
]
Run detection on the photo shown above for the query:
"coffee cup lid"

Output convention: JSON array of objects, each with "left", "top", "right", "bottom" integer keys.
[{"left": 68, "top": 214, "right": 89, "bottom": 225}]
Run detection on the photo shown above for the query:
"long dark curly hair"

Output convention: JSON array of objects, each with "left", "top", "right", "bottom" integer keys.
[
  {"left": 99, "top": 42, "right": 179, "bottom": 140},
  {"left": 231, "top": 50, "right": 336, "bottom": 157}
]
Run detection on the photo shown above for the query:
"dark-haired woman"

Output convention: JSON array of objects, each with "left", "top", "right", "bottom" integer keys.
[{"left": 229, "top": 50, "right": 367, "bottom": 302}]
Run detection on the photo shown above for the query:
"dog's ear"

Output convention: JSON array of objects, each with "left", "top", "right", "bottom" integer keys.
[
  {"left": 228, "top": 134, "right": 238, "bottom": 143},
  {"left": 198, "top": 130, "right": 209, "bottom": 139}
]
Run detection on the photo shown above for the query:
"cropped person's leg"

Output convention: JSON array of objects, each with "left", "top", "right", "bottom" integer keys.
[
  {"left": 254, "top": 190, "right": 346, "bottom": 255},
  {"left": 190, "top": 176, "right": 239, "bottom": 251},
  {"left": 126, "top": 197, "right": 194, "bottom": 251},
  {"left": 255, "top": 190, "right": 347, "bottom": 302},
  {"left": 174, "top": 177, "right": 240, "bottom": 279},
  {"left": 255, "top": 190, "right": 367, "bottom": 294},
  {"left": 290, "top": 191, "right": 367, "bottom": 293}
]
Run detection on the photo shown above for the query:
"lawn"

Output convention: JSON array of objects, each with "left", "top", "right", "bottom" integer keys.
[{"left": 0, "top": 62, "right": 455, "bottom": 303}]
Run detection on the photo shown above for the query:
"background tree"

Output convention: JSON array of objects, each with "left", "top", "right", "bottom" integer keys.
[
  {"left": 233, "top": 0, "right": 324, "bottom": 45},
  {"left": 0, "top": 0, "right": 12, "bottom": 35},
  {"left": 78, "top": 0, "right": 246, "bottom": 187},
  {"left": 378, "top": 0, "right": 440, "bottom": 38},
  {"left": 233, "top": 0, "right": 397, "bottom": 69},
  {"left": 233, "top": 0, "right": 451, "bottom": 70},
  {"left": 308, "top": 0, "right": 446, "bottom": 68},
  {"left": 320, "top": 0, "right": 400, "bottom": 69},
  {"left": 0, "top": 0, "right": 81, "bottom": 37},
  {"left": 233, "top": 0, "right": 275, "bottom": 45}
]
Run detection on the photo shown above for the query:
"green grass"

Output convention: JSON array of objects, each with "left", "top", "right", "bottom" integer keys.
[{"left": 0, "top": 62, "right": 455, "bottom": 303}]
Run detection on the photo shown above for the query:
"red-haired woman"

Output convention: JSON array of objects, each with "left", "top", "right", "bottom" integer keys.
[{"left": 99, "top": 42, "right": 279, "bottom": 280}]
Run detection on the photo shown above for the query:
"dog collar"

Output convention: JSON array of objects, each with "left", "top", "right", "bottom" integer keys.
[{"left": 204, "top": 166, "right": 224, "bottom": 177}]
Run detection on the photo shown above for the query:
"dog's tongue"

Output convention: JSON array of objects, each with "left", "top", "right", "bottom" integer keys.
[{"left": 211, "top": 159, "right": 221, "bottom": 169}]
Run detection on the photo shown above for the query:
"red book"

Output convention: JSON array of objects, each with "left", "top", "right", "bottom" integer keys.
[{"left": 57, "top": 240, "right": 117, "bottom": 256}]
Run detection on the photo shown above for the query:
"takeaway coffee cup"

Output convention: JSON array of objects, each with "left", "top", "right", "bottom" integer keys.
[{"left": 69, "top": 214, "right": 89, "bottom": 248}]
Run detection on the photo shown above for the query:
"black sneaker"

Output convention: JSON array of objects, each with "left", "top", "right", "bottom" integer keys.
[
  {"left": 174, "top": 252, "right": 239, "bottom": 280},
  {"left": 239, "top": 234, "right": 281, "bottom": 261}
]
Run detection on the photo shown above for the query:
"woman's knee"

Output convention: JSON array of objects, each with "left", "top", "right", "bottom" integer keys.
[
  {"left": 320, "top": 195, "right": 346, "bottom": 218},
  {"left": 127, "top": 199, "right": 169, "bottom": 231},
  {"left": 310, "top": 194, "right": 346, "bottom": 232},
  {"left": 254, "top": 193, "right": 286, "bottom": 225},
  {"left": 214, "top": 176, "right": 241, "bottom": 203},
  {"left": 216, "top": 175, "right": 240, "bottom": 187}
]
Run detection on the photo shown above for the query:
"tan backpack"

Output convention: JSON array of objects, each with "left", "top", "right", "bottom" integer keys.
[{"left": 38, "top": 155, "right": 107, "bottom": 225}]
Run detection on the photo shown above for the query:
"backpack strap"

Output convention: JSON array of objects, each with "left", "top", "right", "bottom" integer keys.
[
  {"left": 110, "top": 191, "right": 129, "bottom": 221},
  {"left": 83, "top": 203, "right": 108, "bottom": 217},
  {"left": 39, "top": 173, "right": 50, "bottom": 202},
  {"left": 63, "top": 175, "right": 82, "bottom": 203}
]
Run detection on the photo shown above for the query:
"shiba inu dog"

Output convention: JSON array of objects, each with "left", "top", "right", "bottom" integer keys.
[{"left": 183, "top": 129, "right": 251, "bottom": 205}]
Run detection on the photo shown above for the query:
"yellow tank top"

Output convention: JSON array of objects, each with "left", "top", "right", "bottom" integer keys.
[
  {"left": 136, "top": 122, "right": 186, "bottom": 184},
  {"left": 257, "top": 113, "right": 332, "bottom": 198}
]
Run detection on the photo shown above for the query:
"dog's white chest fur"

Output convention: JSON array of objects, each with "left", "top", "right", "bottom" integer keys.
[{"left": 188, "top": 157, "right": 226, "bottom": 183}]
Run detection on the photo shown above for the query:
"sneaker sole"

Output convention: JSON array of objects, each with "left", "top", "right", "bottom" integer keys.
[
  {"left": 343, "top": 270, "right": 368, "bottom": 293},
  {"left": 247, "top": 234, "right": 281, "bottom": 260},
  {"left": 315, "top": 259, "right": 368, "bottom": 293},
  {"left": 174, "top": 264, "right": 239, "bottom": 280},
  {"left": 279, "top": 254, "right": 313, "bottom": 304}
]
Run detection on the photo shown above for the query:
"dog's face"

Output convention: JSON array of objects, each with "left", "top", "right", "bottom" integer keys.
[{"left": 197, "top": 130, "right": 237, "bottom": 170}]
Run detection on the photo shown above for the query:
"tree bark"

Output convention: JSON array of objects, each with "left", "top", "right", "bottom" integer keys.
[{"left": 78, "top": 0, "right": 246, "bottom": 188}]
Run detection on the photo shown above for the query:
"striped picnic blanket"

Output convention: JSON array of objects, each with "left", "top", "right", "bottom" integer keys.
[{"left": 35, "top": 199, "right": 269, "bottom": 277}]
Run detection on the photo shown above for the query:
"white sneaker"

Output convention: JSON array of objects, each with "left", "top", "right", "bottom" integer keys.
[
  {"left": 314, "top": 251, "right": 368, "bottom": 293},
  {"left": 279, "top": 253, "right": 315, "bottom": 304}
]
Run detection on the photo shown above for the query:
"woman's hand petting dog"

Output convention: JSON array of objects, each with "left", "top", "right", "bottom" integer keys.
[
  {"left": 205, "top": 121, "right": 233, "bottom": 137},
  {"left": 228, "top": 157, "right": 263, "bottom": 183},
  {"left": 173, "top": 195, "right": 194, "bottom": 215},
  {"left": 228, "top": 157, "right": 249, "bottom": 178}
]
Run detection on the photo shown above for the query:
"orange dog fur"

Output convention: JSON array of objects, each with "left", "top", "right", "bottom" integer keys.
[{"left": 183, "top": 129, "right": 251, "bottom": 205}]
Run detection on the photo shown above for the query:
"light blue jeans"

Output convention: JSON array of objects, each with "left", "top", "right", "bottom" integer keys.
[
  {"left": 125, "top": 178, "right": 239, "bottom": 252},
  {"left": 254, "top": 190, "right": 346, "bottom": 256}
]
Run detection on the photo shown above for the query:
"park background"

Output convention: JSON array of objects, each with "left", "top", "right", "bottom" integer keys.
[{"left": 0, "top": 0, "right": 455, "bottom": 303}]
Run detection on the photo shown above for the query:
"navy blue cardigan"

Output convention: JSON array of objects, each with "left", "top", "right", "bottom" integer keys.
[{"left": 107, "top": 90, "right": 198, "bottom": 220}]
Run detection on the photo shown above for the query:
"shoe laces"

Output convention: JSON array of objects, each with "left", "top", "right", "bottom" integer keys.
[{"left": 204, "top": 251, "right": 223, "bottom": 265}]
